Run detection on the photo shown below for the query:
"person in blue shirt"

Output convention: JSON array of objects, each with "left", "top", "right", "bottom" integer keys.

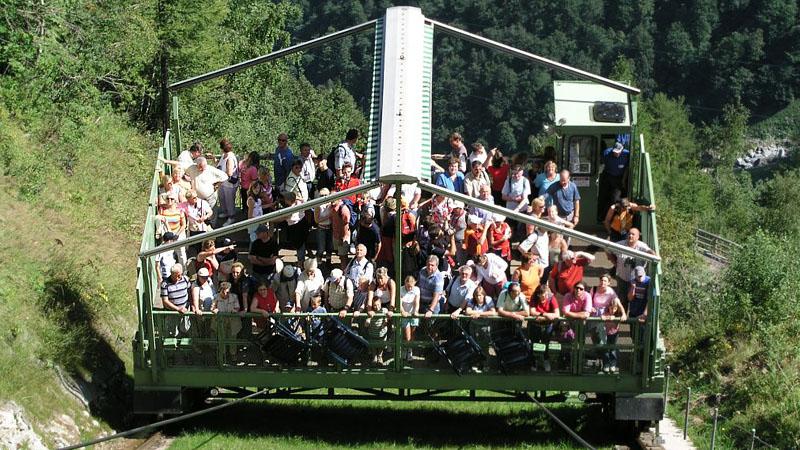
[
  {"left": 272, "top": 133, "right": 294, "bottom": 187},
  {"left": 435, "top": 157, "right": 465, "bottom": 193},
  {"left": 598, "top": 142, "right": 630, "bottom": 221},
  {"left": 546, "top": 170, "right": 581, "bottom": 227}
]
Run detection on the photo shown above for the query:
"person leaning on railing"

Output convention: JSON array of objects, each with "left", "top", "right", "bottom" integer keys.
[
  {"left": 159, "top": 263, "right": 193, "bottom": 338},
  {"left": 603, "top": 198, "right": 656, "bottom": 242},
  {"left": 528, "top": 284, "right": 560, "bottom": 372}
]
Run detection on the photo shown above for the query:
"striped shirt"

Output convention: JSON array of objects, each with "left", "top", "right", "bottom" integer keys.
[{"left": 160, "top": 275, "right": 191, "bottom": 307}]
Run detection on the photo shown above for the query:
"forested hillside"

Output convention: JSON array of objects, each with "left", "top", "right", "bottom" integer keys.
[
  {"left": 290, "top": 0, "right": 800, "bottom": 151},
  {"left": 1, "top": 0, "right": 799, "bottom": 448}
]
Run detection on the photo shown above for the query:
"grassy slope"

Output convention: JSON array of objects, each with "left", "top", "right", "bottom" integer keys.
[
  {"left": 750, "top": 99, "right": 800, "bottom": 139},
  {"left": 0, "top": 106, "right": 153, "bottom": 446}
]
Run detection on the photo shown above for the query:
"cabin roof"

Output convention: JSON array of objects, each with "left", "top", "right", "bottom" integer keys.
[{"left": 553, "top": 80, "right": 631, "bottom": 129}]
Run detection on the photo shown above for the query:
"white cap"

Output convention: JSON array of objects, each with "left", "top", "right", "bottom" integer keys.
[
  {"left": 468, "top": 215, "right": 481, "bottom": 225},
  {"left": 197, "top": 267, "right": 210, "bottom": 277},
  {"left": 330, "top": 268, "right": 343, "bottom": 280}
]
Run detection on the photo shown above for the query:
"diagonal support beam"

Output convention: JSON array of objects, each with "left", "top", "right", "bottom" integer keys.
[
  {"left": 169, "top": 20, "right": 378, "bottom": 91},
  {"left": 140, "top": 181, "right": 380, "bottom": 258},
  {"left": 429, "top": 19, "right": 640, "bottom": 95},
  {"left": 419, "top": 180, "right": 659, "bottom": 262}
]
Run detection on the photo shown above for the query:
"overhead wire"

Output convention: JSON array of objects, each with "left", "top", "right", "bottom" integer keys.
[{"left": 57, "top": 388, "right": 268, "bottom": 450}]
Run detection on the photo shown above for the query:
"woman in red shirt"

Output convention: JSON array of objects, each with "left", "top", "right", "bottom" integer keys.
[
  {"left": 529, "top": 285, "right": 560, "bottom": 371},
  {"left": 250, "top": 282, "right": 279, "bottom": 330},
  {"left": 488, "top": 214, "right": 512, "bottom": 262},
  {"left": 486, "top": 151, "right": 509, "bottom": 205}
]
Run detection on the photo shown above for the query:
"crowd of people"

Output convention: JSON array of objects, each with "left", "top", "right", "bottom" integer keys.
[{"left": 154, "top": 129, "right": 657, "bottom": 372}]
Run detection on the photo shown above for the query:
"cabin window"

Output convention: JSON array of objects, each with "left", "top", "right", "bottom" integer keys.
[{"left": 567, "top": 136, "right": 596, "bottom": 175}]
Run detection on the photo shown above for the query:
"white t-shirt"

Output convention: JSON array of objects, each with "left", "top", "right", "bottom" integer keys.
[
  {"left": 401, "top": 286, "right": 420, "bottom": 314},
  {"left": 502, "top": 176, "right": 531, "bottom": 211},
  {"left": 296, "top": 269, "right": 324, "bottom": 311},
  {"left": 335, "top": 142, "right": 356, "bottom": 170},
  {"left": 614, "top": 240, "right": 653, "bottom": 281},
  {"left": 185, "top": 164, "right": 228, "bottom": 200},
  {"left": 177, "top": 150, "right": 195, "bottom": 169},
  {"left": 217, "top": 152, "right": 239, "bottom": 185},
  {"left": 474, "top": 253, "right": 508, "bottom": 285}
]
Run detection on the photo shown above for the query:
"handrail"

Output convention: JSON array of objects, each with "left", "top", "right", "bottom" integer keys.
[
  {"left": 169, "top": 20, "right": 378, "bottom": 91},
  {"left": 419, "top": 180, "right": 661, "bottom": 263},
  {"left": 430, "top": 19, "right": 640, "bottom": 95},
  {"left": 150, "top": 310, "right": 642, "bottom": 324},
  {"left": 139, "top": 180, "right": 380, "bottom": 258}
]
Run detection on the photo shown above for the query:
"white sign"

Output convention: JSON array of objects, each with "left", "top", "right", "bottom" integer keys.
[{"left": 574, "top": 176, "right": 591, "bottom": 187}]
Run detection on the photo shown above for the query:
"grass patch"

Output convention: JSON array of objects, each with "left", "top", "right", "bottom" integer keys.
[
  {"left": 165, "top": 395, "right": 629, "bottom": 450},
  {"left": 750, "top": 100, "right": 800, "bottom": 140}
]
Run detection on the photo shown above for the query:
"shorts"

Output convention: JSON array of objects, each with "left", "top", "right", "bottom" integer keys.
[{"left": 401, "top": 318, "right": 419, "bottom": 328}]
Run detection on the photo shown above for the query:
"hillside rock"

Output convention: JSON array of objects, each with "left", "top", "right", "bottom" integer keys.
[
  {"left": 0, "top": 402, "right": 47, "bottom": 450},
  {"left": 735, "top": 140, "right": 793, "bottom": 169}
]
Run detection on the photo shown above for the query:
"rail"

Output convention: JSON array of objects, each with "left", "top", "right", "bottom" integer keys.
[
  {"left": 694, "top": 228, "right": 741, "bottom": 265},
  {"left": 635, "top": 134, "right": 663, "bottom": 386},
  {"left": 140, "top": 310, "right": 647, "bottom": 379}
]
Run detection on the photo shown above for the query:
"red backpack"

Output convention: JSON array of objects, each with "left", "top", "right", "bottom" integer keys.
[{"left": 400, "top": 210, "right": 416, "bottom": 236}]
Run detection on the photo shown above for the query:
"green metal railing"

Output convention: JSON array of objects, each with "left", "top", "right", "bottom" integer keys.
[
  {"left": 635, "top": 133, "right": 663, "bottom": 386},
  {"left": 147, "top": 310, "right": 645, "bottom": 377},
  {"left": 135, "top": 130, "right": 172, "bottom": 380}
]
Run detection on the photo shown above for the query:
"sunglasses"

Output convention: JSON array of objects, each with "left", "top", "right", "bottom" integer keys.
[{"left": 574, "top": 286, "right": 585, "bottom": 291}]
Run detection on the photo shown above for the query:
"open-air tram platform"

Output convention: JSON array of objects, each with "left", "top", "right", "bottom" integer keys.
[{"left": 133, "top": 6, "right": 666, "bottom": 424}]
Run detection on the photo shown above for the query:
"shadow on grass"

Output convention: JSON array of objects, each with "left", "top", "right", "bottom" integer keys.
[
  {"left": 41, "top": 256, "right": 134, "bottom": 430},
  {"left": 164, "top": 400, "right": 633, "bottom": 448}
]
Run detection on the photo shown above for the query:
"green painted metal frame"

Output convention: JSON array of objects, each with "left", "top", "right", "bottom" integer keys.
[{"left": 135, "top": 10, "right": 666, "bottom": 403}]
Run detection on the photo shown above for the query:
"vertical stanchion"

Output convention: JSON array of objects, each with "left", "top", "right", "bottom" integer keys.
[
  {"left": 710, "top": 406, "right": 719, "bottom": 450},
  {"left": 393, "top": 183, "right": 403, "bottom": 372},
  {"left": 664, "top": 365, "right": 670, "bottom": 409},
  {"left": 683, "top": 387, "right": 691, "bottom": 440},
  {"left": 749, "top": 428, "right": 756, "bottom": 450}
]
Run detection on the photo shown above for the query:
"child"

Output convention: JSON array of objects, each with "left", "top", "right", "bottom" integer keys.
[
  {"left": 601, "top": 296, "right": 627, "bottom": 374},
  {"left": 307, "top": 294, "right": 327, "bottom": 340},
  {"left": 465, "top": 286, "right": 496, "bottom": 351},
  {"left": 400, "top": 275, "right": 420, "bottom": 361},
  {"left": 211, "top": 281, "right": 242, "bottom": 360},
  {"left": 365, "top": 296, "right": 389, "bottom": 365}
]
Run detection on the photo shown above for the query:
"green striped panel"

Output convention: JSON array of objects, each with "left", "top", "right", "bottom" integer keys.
[
  {"left": 363, "top": 18, "right": 384, "bottom": 182},
  {"left": 420, "top": 23, "right": 434, "bottom": 181}
]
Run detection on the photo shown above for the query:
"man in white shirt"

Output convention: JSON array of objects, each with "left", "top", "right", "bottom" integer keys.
[
  {"left": 185, "top": 157, "right": 228, "bottom": 216},
  {"left": 295, "top": 258, "right": 324, "bottom": 311},
  {"left": 345, "top": 244, "right": 374, "bottom": 286},
  {"left": 335, "top": 129, "right": 363, "bottom": 171},
  {"left": 472, "top": 253, "right": 508, "bottom": 298},
  {"left": 445, "top": 265, "right": 477, "bottom": 317},
  {"left": 299, "top": 143, "right": 317, "bottom": 198},
  {"left": 609, "top": 227, "right": 656, "bottom": 300}
]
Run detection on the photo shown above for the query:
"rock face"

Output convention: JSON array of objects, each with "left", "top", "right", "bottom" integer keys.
[
  {"left": 735, "top": 140, "right": 793, "bottom": 169},
  {"left": 0, "top": 402, "right": 48, "bottom": 450}
]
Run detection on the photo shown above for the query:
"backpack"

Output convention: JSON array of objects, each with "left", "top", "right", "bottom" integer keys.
[
  {"left": 326, "top": 145, "right": 338, "bottom": 171},
  {"left": 400, "top": 210, "right": 416, "bottom": 235},
  {"left": 342, "top": 198, "right": 359, "bottom": 228},
  {"left": 345, "top": 257, "right": 373, "bottom": 283}
]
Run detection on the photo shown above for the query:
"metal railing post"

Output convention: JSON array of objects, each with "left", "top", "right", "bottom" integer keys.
[
  {"left": 710, "top": 406, "right": 719, "bottom": 450},
  {"left": 171, "top": 96, "right": 181, "bottom": 157},
  {"left": 749, "top": 428, "right": 756, "bottom": 450},
  {"left": 683, "top": 387, "right": 691, "bottom": 440}
]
